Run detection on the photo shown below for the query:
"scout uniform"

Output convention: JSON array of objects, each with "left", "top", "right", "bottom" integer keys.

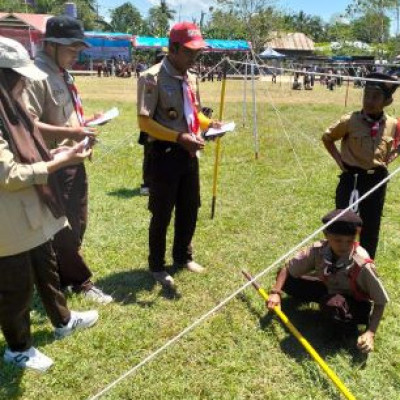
[
  {"left": 23, "top": 17, "right": 94, "bottom": 293},
  {"left": 24, "top": 51, "right": 81, "bottom": 148},
  {"left": 137, "top": 57, "right": 201, "bottom": 272},
  {"left": 281, "top": 211, "right": 389, "bottom": 326},
  {"left": 323, "top": 110, "right": 399, "bottom": 259}
]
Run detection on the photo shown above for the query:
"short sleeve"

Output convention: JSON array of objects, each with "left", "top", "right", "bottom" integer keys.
[
  {"left": 287, "top": 246, "right": 316, "bottom": 278},
  {"left": 322, "top": 114, "right": 351, "bottom": 142},
  {"left": 137, "top": 73, "right": 158, "bottom": 118}
]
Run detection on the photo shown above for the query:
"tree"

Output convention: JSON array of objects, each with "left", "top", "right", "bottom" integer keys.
[
  {"left": 352, "top": 11, "right": 391, "bottom": 43},
  {"left": 0, "top": 0, "right": 102, "bottom": 30},
  {"left": 209, "top": 0, "right": 279, "bottom": 52},
  {"left": 110, "top": 2, "right": 146, "bottom": 34},
  {"left": 282, "top": 11, "right": 328, "bottom": 41},
  {"left": 146, "top": 0, "right": 175, "bottom": 37}
]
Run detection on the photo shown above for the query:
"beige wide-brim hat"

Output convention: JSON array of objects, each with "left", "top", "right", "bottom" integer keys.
[{"left": 0, "top": 36, "right": 47, "bottom": 81}]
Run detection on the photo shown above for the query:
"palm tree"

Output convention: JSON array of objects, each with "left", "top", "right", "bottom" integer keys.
[{"left": 147, "top": 0, "right": 176, "bottom": 37}]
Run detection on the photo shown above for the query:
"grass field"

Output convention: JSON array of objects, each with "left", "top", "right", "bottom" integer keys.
[{"left": 1, "top": 75, "right": 400, "bottom": 400}]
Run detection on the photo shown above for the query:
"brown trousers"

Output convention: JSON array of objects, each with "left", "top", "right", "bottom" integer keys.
[
  {"left": 53, "top": 164, "right": 93, "bottom": 291},
  {"left": 0, "top": 241, "right": 70, "bottom": 352}
]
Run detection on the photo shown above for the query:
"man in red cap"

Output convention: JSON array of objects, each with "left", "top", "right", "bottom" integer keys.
[{"left": 137, "top": 22, "right": 221, "bottom": 287}]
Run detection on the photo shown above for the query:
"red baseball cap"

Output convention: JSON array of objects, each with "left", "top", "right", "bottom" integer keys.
[{"left": 169, "top": 22, "right": 207, "bottom": 50}]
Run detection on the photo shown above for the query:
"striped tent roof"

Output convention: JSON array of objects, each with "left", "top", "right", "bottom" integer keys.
[{"left": 265, "top": 32, "right": 315, "bottom": 52}]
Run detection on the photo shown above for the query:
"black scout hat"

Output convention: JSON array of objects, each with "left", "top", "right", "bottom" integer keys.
[
  {"left": 322, "top": 209, "right": 363, "bottom": 236},
  {"left": 365, "top": 72, "right": 399, "bottom": 98},
  {"left": 44, "top": 15, "right": 90, "bottom": 47}
]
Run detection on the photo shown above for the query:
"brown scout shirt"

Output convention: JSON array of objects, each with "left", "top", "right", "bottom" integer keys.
[
  {"left": 23, "top": 51, "right": 81, "bottom": 149},
  {"left": 287, "top": 240, "right": 389, "bottom": 305},
  {"left": 322, "top": 111, "right": 398, "bottom": 170},
  {"left": 137, "top": 57, "right": 199, "bottom": 137}
]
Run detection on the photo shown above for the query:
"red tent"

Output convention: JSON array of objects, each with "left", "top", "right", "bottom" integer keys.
[{"left": 0, "top": 13, "right": 52, "bottom": 57}]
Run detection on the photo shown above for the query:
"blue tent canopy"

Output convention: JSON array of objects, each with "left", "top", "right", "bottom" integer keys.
[
  {"left": 81, "top": 31, "right": 133, "bottom": 61},
  {"left": 133, "top": 36, "right": 250, "bottom": 52}
]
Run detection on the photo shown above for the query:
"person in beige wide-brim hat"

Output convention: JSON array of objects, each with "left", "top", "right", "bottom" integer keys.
[{"left": 0, "top": 36, "right": 98, "bottom": 373}]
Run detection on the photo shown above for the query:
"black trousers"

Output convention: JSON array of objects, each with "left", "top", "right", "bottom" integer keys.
[
  {"left": 148, "top": 142, "right": 200, "bottom": 272},
  {"left": 0, "top": 242, "right": 70, "bottom": 352},
  {"left": 283, "top": 274, "right": 371, "bottom": 325},
  {"left": 53, "top": 164, "right": 93, "bottom": 290},
  {"left": 335, "top": 166, "right": 388, "bottom": 259}
]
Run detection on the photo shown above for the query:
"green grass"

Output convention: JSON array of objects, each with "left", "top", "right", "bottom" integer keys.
[{"left": 1, "top": 78, "right": 400, "bottom": 400}]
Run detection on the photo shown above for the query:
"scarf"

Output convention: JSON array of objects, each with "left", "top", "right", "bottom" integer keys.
[
  {"left": 181, "top": 75, "right": 200, "bottom": 135},
  {"left": 362, "top": 110, "right": 385, "bottom": 139},
  {"left": 0, "top": 90, "right": 64, "bottom": 219},
  {"left": 323, "top": 244, "right": 354, "bottom": 277},
  {"left": 62, "top": 69, "right": 85, "bottom": 126}
]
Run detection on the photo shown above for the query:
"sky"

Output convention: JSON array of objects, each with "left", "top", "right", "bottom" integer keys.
[{"left": 98, "top": 0, "right": 353, "bottom": 24}]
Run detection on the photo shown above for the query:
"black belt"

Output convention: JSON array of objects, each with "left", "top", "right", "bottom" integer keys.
[{"left": 343, "top": 163, "right": 387, "bottom": 176}]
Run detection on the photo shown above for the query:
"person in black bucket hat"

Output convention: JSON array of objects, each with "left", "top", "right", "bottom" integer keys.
[
  {"left": 23, "top": 15, "right": 113, "bottom": 304},
  {"left": 43, "top": 15, "right": 90, "bottom": 47}
]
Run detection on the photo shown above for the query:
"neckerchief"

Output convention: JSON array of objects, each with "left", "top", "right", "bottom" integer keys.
[
  {"left": 62, "top": 69, "right": 85, "bottom": 126},
  {"left": 362, "top": 110, "right": 385, "bottom": 139},
  {"left": 162, "top": 60, "right": 200, "bottom": 135},
  {"left": 323, "top": 244, "right": 355, "bottom": 277}
]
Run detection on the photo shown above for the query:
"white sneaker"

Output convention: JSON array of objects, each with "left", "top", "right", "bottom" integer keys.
[
  {"left": 83, "top": 286, "right": 113, "bottom": 304},
  {"left": 4, "top": 347, "right": 53, "bottom": 372},
  {"left": 54, "top": 310, "right": 99, "bottom": 339},
  {"left": 185, "top": 261, "right": 205, "bottom": 273}
]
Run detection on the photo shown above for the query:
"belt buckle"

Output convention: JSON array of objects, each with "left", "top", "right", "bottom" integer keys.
[{"left": 367, "top": 169, "right": 375, "bottom": 174}]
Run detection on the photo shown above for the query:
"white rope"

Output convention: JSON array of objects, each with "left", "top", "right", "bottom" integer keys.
[
  {"left": 228, "top": 59, "right": 400, "bottom": 86},
  {"left": 88, "top": 163, "right": 400, "bottom": 400},
  {"left": 251, "top": 58, "right": 308, "bottom": 179}
]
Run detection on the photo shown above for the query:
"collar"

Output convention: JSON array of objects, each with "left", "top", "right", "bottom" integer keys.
[
  {"left": 36, "top": 50, "right": 63, "bottom": 75},
  {"left": 361, "top": 110, "right": 387, "bottom": 124},
  {"left": 322, "top": 245, "right": 354, "bottom": 275},
  {"left": 162, "top": 57, "right": 186, "bottom": 80}
]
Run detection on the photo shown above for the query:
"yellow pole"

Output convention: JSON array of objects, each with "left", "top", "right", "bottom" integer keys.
[
  {"left": 242, "top": 270, "right": 357, "bottom": 400},
  {"left": 211, "top": 60, "right": 227, "bottom": 219}
]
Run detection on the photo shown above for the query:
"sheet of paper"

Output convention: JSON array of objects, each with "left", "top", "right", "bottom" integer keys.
[
  {"left": 85, "top": 107, "right": 119, "bottom": 127},
  {"left": 205, "top": 121, "right": 236, "bottom": 138}
]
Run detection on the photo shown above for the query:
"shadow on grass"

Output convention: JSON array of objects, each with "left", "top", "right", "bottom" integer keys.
[
  {"left": 0, "top": 360, "right": 24, "bottom": 399},
  {"left": 95, "top": 267, "right": 182, "bottom": 305},
  {"left": 107, "top": 187, "right": 141, "bottom": 198},
  {"left": 238, "top": 294, "right": 368, "bottom": 366}
]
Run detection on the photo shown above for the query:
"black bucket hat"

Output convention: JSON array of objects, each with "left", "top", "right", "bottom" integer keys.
[{"left": 44, "top": 15, "right": 90, "bottom": 47}]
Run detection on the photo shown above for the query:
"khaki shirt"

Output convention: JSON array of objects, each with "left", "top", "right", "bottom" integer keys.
[
  {"left": 23, "top": 51, "right": 80, "bottom": 148},
  {"left": 322, "top": 111, "right": 398, "bottom": 170},
  {"left": 287, "top": 240, "right": 389, "bottom": 305},
  {"left": 137, "top": 58, "right": 199, "bottom": 136}
]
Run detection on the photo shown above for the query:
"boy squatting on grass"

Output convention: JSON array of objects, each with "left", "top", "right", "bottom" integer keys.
[{"left": 267, "top": 210, "right": 389, "bottom": 354}]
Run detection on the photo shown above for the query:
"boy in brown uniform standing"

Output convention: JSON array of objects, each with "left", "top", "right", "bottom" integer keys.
[
  {"left": 24, "top": 16, "right": 112, "bottom": 303},
  {"left": 322, "top": 73, "right": 399, "bottom": 259},
  {"left": 137, "top": 22, "right": 221, "bottom": 287}
]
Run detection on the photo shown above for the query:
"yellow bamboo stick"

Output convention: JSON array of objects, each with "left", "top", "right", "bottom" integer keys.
[
  {"left": 211, "top": 61, "right": 227, "bottom": 219},
  {"left": 242, "top": 270, "right": 357, "bottom": 400}
]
